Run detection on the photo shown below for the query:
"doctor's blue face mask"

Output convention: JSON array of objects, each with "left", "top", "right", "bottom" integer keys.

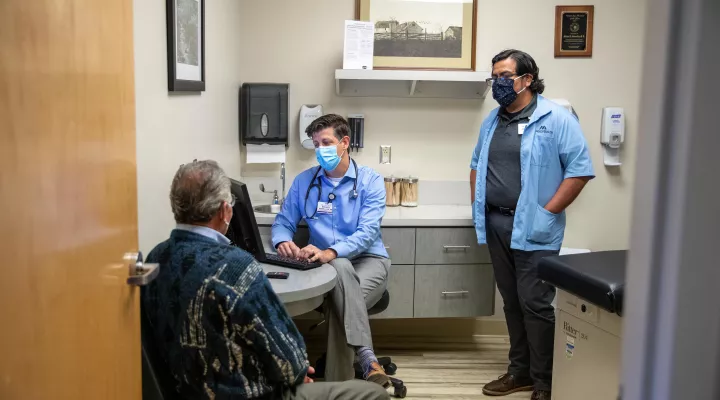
[{"left": 316, "top": 143, "right": 346, "bottom": 171}]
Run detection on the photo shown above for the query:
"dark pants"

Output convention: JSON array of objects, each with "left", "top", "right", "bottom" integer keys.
[{"left": 486, "top": 208, "right": 558, "bottom": 391}]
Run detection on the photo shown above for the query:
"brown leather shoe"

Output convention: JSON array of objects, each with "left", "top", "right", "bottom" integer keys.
[
  {"left": 531, "top": 390, "right": 551, "bottom": 400},
  {"left": 364, "top": 362, "right": 391, "bottom": 388},
  {"left": 482, "top": 373, "right": 533, "bottom": 396}
]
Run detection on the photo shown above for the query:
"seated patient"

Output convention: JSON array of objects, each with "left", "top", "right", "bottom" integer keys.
[{"left": 142, "top": 160, "right": 388, "bottom": 400}]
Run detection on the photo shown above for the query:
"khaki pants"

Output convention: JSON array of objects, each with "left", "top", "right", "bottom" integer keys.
[
  {"left": 324, "top": 256, "right": 390, "bottom": 382},
  {"left": 282, "top": 380, "right": 389, "bottom": 400}
]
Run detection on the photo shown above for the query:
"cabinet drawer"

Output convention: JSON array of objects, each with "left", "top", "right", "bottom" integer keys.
[
  {"left": 258, "top": 226, "right": 309, "bottom": 252},
  {"left": 370, "top": 265, "right": 414, "bottom": 319},
  {"left": 413, "top": 264, "right": 494, "bottom": 318},
  {"left": 415, "top": 228, "right": 490, "bottom": 264},
  {"left": 381, "top": 228, "right": 415, "bottom": 265}
]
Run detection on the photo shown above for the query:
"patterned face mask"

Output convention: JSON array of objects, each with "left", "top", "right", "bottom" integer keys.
[{"left": 492, "top": 74, "right": 528, "bottom": 108}]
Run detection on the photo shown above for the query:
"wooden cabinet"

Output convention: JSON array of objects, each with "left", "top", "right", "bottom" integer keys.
[
  {"left": 415, "top": 228, "right": 491, "bottom": 264},
  {"left": 413, "top": 264, "right": 494, "bottom": 318},
  {"left": 370, "top": 265, "right": 415, "bottom": 319},
  {"left": 381, "top": 228, "right": 415, "bottom": 265},
  {"left": 258, "top": 224, "right": 495, "bottom": 318}
]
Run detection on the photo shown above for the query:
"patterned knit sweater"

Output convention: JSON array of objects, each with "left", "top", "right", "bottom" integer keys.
[{"left": 142, "top": 229, "right": 309, "bottom": 399}]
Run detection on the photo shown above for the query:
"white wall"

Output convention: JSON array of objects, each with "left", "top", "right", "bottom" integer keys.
[
  {"left": 239, "top": 0, "right": 646, "bottom": 252},
  {"left": 134, "top": 0, "right": 243, "bottom": 254}
]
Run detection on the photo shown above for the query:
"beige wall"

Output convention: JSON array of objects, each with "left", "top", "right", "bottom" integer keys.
[
  {"left": 134, "top": 0, "right": 243, "bottom": 253},
  {"left": 239, "top": 0, "right": 646, "bottom": 252},
  {"left": 132, "top": 0, "right": 645, "bottom": 333}
]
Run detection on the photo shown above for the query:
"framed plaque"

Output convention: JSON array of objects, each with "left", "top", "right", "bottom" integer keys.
[{"left": 554, "top": 5, "right": 594, "bottom": 58}]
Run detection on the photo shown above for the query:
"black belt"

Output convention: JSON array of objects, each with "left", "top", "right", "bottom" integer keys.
[{"left": 486, "top": 204, "right": 516, "bottom": 216}]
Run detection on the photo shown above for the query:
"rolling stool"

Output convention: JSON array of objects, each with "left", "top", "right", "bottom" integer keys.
[{"left": 312, "top": 290, "right": 407, "bottom": 398}]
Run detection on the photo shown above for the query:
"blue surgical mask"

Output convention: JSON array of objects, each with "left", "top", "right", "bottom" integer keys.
[
  {"left": 315, "top": 145, "right": 345, "bottom": 171},
  {"left": 492, "top": 74, "right": 527, "bottom": 108}
]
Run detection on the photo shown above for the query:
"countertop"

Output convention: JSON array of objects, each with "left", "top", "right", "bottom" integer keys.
[{"left": 254, "top": 204, "right": 474, "bottom": 227}]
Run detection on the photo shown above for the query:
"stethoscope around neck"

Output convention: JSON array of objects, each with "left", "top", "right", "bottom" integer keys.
[{"left": 304, "top": 158, "right": 359, "bottom": 219}]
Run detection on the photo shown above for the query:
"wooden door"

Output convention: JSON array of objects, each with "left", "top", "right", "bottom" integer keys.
[{"left": 0, "top": 1, "right": 140, "bottom": 399}]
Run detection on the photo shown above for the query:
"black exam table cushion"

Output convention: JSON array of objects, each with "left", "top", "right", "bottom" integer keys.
[{"left": 538, "top": 250, "right": 628, "bottom": 316}]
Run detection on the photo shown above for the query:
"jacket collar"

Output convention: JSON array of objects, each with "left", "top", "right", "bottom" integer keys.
[
  {"left": 318, "top": 158, "right": 358, "bottom": 181},
  {"left": 172, "top": 226, "right": 230, "bottom": 245},
  {"left": 528, "top": 95, "right": 554, "bottom": 125},
  {"left": 488, "top": 94, "right": 554, "bottom": 129},
  {"left": 499, "top": 94, "right": 538, "bottom": 121}
]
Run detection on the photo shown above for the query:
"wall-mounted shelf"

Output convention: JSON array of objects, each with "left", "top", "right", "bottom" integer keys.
[{"left": 335, "top": 69, "right": 491, "bottom": 99}]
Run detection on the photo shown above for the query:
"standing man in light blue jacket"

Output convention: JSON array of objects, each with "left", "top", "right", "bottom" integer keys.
[{"left": 470, "top": 50, "right": 594, "bottom": 400}]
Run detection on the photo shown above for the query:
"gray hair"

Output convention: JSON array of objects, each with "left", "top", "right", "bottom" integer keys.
[{"left": 170, "top": 160, "right": 232, "bottom": 224}]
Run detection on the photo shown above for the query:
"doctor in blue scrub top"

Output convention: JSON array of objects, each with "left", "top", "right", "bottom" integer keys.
[
  {"left": 272, "top": 114, "right": 391, "bottom": 387},
  {"left": 470, "top": 50, "right": 594, "bottom": 400}
]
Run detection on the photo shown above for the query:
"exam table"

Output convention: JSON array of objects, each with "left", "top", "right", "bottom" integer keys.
[{"left": 538, "top": 250, "right": 627, "bottom": 400}]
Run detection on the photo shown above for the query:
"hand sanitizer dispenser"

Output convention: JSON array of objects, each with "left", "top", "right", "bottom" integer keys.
[
  {"left": 299, "top": 105, "right": 323, "bottom": 150},
  {"left": 601, "top": 107, "right": 625, "bottom": 166}
]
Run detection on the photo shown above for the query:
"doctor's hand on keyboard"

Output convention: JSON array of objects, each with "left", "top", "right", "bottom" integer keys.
[
  {"left": 277, "top": 241, "right": 302, "bottom": 259},
  {"left": 264, "top": 253, "right": 320, "bottom": 270},
  {"left": 276, "top": 242, "right": 337, "bottom": 264},
  {"left": 300, "top": 245, "right": 338, "bottom": 264}
]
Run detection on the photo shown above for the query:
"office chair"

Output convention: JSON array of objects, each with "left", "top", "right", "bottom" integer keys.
[
  {"left": 312, "top": 290, "right": 408, "bottom": 398},
  {"left": 141, "top": 304, "right": 184, "bottom": 400},
  {"left": 142, "top": 294, "right": 407, "bottom": 398}
]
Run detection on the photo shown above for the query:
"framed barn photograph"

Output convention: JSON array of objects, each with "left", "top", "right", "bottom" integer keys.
[
  {"left": 166, "top": 0, "right": 205, "bottom": 91},
  {"left": 356, "top": 0, "right": 477, "bottom": 70}
]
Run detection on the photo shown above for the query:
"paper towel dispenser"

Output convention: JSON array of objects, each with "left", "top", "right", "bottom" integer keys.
[{"left": 240, "top": 83, "right": 289, "bottom": 146}]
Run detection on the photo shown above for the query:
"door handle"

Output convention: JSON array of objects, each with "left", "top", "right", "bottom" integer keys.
[
  {"left": 443, "top": 245, "right": 470, "bottom": 252},
  {"left": 441, "top": 290, "right": 469, "bottom": 296},
  {"left": 125, "top": 252, "right": 159, "bottom": 286}
]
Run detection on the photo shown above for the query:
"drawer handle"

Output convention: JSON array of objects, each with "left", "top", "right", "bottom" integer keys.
[
  {"left": 443, "top": 245, "right": 470, "bottom": 252},
  {"left": 442, "top": 290, "right": 469, "bottom": 296}
]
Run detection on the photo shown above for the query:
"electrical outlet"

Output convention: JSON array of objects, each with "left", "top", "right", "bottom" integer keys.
[{"left": 380, "top": 145, "right": 391, "bottom": 164}]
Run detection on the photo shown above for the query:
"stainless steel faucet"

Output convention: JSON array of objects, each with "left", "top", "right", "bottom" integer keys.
[
  {"left": 259, "top": 162, "right": 286, "bottom": 205},
  {"left": 259, "top": 184, "right": 279, "bottom": 204},
  {"left": 280, "top": 163, "right": 285, "bottom": 204}
]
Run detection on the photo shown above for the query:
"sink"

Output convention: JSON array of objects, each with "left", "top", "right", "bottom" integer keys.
[{"left": 253, "top": 204, "right": 279, "bottom": 214}]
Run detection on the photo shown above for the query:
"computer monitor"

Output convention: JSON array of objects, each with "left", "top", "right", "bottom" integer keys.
[
  {"left": 226, "top": 179, "right": 322, "bottom": 271},
  {"left": 226, "top": 179, "right": 267, "bottom": 257}
]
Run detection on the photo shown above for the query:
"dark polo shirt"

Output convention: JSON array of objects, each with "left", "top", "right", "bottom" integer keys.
[{"left": 486, "top": 94, "right": 538, "bottom": 209}]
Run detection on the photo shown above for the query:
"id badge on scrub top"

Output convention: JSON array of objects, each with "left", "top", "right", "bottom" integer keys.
[
  {"left": 317, "top": 201, "right": 333, "bottom": 215},
  {"left": 518, "top": 123, "right": 528, "bottom": 135}
]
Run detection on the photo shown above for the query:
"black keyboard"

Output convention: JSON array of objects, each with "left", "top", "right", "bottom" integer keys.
[{"left": 264, "top": 253, "right": 322, "bottom": 271}]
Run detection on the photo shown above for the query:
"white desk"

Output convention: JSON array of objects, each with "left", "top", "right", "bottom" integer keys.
[{"left": 262, "top": 263, "right": 337, "bottom": 316}]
